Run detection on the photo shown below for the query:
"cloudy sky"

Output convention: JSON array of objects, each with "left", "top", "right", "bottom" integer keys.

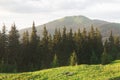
[{"left": 0, "top": 0, "right": 120, "bottom": 30}]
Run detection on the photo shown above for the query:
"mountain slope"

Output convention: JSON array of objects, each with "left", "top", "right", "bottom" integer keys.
[
  {"left": 19, "top": 15, "right": 120, "bottom": 37},
  {"left": 0, "top": 60, "right": 120, "bottom": 80}
]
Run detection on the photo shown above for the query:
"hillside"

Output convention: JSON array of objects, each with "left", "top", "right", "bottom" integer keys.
[
  {"left": 0, "top": 60, "right": 120, "bottom": 80},
  {"left": 19, "top": 15, "right": 120, "bottom": 37}
]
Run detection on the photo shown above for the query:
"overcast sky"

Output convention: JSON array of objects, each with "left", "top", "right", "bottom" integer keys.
[{"left": 0, "top": 0, "right": 120, "bottom": 30}]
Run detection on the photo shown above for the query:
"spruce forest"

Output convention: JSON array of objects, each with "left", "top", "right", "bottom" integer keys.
[{"left": 0, "top": 22, "right": 120, "bottom": 73}]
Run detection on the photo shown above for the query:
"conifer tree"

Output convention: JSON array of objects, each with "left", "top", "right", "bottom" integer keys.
[
  {"left": 0, "top": 31, "right": 2, "bottom": 62},
  {"left": 90, "top": 51, "right": 98, "bottom": 64},
  {"left": 53, "top": 28, "right": 61, "bottom": 66},
  {"left": 95, "top": 28, "right": 103, "bottom": 63},
  {"left": 48, "top": 34, "right": 54, "bottom": 65},
  {"left": 48, "top": 34, "right": 53, "bottom": 51},
  {"left": 80, "top": 28, "right": 90, "bottom": 64},
  {"left": 70, "top": 51, "right": 77, "bottom": 66},
  {"left": 82, "top": 28, "right": 87, "bottom": 39},
  {"left": 114, "top": 36, "right": 120, "bottom": 59},
  {"left": 53, "top": 28, "right": 59, "bottom": 52},
  {"left": 66, "top": 28, "right": 75, "bottom": 62},
  {"left": 20, "top": 31, "right": 30, "bottom": 71},
  {"left": 0, "top": 25, "right": 8, "bottom": 63},
  {"left": 29, "top": 22, "right": 39, "bottom": 70},
  {"left": 101, "top": 47, "right": 112, "bottom": 65},
  {"left": 74, "top": 28, "right": 82, "bottom": 64},
  {"left": 41, "top": 25, "right": 50, "bottom": 68},
  {"left": 53, "top": 28, "right": 61, "bottom": 46},
  {"left": 88, "top": 26, "right": 96, "bottom": 63},
  {"left": 8, "top": 23, "right": 20, "bottom": 69},
  {"left": 67, "top": 28, "right": 74, "bottom": 50},
  {"left": 51, "top": 54, "right": 59, "bottom": 68},
  {"left": 22, "top": 31, "right": 29, "bottom": 46},
  {"left": 30, "top": 22, "right": 39, "bottom": 47},
  {"left": 108, "top": 31, "right": 116, "bottom": 60},
  {"left": 59, "top": 26, "right": 68, "bottom": 66}
]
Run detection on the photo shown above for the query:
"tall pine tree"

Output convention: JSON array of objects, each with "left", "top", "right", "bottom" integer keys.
[{"left": 29, "top": 22, "right": 39, "bottom": 70}]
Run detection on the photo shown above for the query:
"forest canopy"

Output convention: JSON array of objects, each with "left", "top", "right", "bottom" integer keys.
[{"left": 0, "top": 22, "right": 120, "bottom": 72}]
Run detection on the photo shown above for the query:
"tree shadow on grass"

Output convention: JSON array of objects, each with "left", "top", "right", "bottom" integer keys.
[{"left": 109, "top": 76, "right": 120, "bottom": 80}]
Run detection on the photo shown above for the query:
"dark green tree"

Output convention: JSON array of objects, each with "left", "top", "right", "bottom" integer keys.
[
  {"left": 0, "top": 24, "right": 8, "bottom": 63},
  {"left": 74, "top": 28, "right": 82, "bottom": 64},
  {"left": 41, "top": 25, "right": 51, "bottom": 68},
  {"left": 114, "top": 36, "right": 120, "bottom": 59},
  {"left": 8, "top": 23, "right": 20, "bottom": 64},
  {"left": 53, "top": 28, "right": 61, "bottom": 53},
  {"left": 95, "top": 28, "right": 103, "bottom": 63},
  {"left": 67, "top": 28, "right": 75, "bottom": 51},
  {"left": 80, "top": 28, "right": 90, "bottom": 64},
  {"left": 20, "top": 31, "right": 30, "bottom": 71},
  {"left": 29, "top": 22, "right": 39, "bottom": 70},
  {"left": 101, "top": 46, "right": 112, "bottom": 65},
  {"left": 58, "top": 27, "right": 68, "bottom": 66},
  {"left": 8, "top": 23, "right": 20, "bottom": 72},
  {"left": 66, "top": 28, "right": 75, "bottom": 63},
  {"left": 0, "top": 31, "right": 2, "bottom": 62},
  {"left": 107, "top": 31, "right": 117, "bottom": 60},
  {"left": 90, "top": 51, "right": 98, "bottom": 64}
]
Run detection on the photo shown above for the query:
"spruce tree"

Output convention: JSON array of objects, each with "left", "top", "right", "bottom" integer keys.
[
  {"left": 8, "top": 23, "right": 20, "bottom": 72},
  {"left": 101, "top": 47, "right": 112, "bottom": 65},
  {"left": 51, "top": 54, "right": 59, "bottom": 68},
  {"left": 0, "top": 25, "right": 8, "bottom": 63},
  {"left": 0, "top": 31, "right": 2, "bottom": 62},
  {"left": 41, "top": 25, "right": 50, "bottom": 68},
  {"left": 48, "top": 34, "right": 54, "bottom": 66},
  {"left": 59, "top": 26, "right": 68, "bottom": 66},
  {"left": 70, "top": 51, "right": 77, "bottom": 66},
  {"left": 74, "top": 28, "right": 82, "bottom": 64},
  {"left": 80, "top": 28, "right": 90, "bottom": 64},
  {"left": 30, "top": 22, "right": 39, "bottom": 47},
  {"left": 95, "top": 28, "right": 103, "bottom": 63},
  {"left": 108, "top": 31, "right": 116, "bottom": 60},
  {"left": 90, "top": 51, "right": 98, "bottom": 64},
  {"left": 29, "top": 22, "right": 39, "bottom": 70},
  {"left": 67, "top": 28, "right": 74, "bottom": 51},
  {"left": 88, "top": 26, "right": 96, "bottom": 64},
  {"left": 20, "top": 31, "right": 30, "bottom": 71},
  {"left": 114, "top": 36, "right": 120, "bottom": 59},
  {"left": 66, "top": 28, "right": 75, "bottom": 64}
]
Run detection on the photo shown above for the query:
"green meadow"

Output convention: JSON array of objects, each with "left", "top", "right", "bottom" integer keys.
[{"left": 0, "top": 60, "right": 120, "bottom": 80}]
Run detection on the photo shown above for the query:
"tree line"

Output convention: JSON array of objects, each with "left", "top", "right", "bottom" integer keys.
[{"left": 0, "top": 22, "right": 120, "bottom": 72}]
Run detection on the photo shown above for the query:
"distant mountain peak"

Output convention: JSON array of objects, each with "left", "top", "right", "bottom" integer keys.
[
  {"left": 19, "top": 15, "right": 120, "bottom": 38},
  {"left": 55, "top": 15, "right": 92, "bottom": 26},
  {"left": 63, "top": 15, "right": 91, "bottom": 21}
]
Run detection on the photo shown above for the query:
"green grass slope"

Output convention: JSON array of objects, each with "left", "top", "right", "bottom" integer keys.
[{"left": 0, "top": 60, "right": 120, "bottom": 80}]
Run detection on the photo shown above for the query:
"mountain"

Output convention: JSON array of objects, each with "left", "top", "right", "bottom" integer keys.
[
  {"left": 1, "top": 60, "right": 120, "bottom": 80},
  {"left": 19, "top": 15, "right": 120, "bottom": 38}
]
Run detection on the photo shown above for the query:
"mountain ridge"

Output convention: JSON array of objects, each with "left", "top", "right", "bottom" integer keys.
[{"left": 19, "top": 15, "right": 120, "bottom": 37}]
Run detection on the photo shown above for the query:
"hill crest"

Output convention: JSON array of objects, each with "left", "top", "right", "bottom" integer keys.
[{"left": 19, "top": 15, "right": 120, "bottom": 37}]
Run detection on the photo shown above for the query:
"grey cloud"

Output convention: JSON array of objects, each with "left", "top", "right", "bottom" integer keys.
[
  {"left": 0, "top": 0, "right": 120, "bottom": 13},
  {"left": 0, "top": 0, "right": 53, "bottom": 13}
]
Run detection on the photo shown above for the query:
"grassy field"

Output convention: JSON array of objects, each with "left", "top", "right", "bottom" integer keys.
[{"left": 0, "top": 60, "right": 120, "bottom": 80}]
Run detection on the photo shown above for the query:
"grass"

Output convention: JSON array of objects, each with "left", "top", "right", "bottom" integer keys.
[{"left": 0, "top": 60, "right": 120, "bottom": 80}]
